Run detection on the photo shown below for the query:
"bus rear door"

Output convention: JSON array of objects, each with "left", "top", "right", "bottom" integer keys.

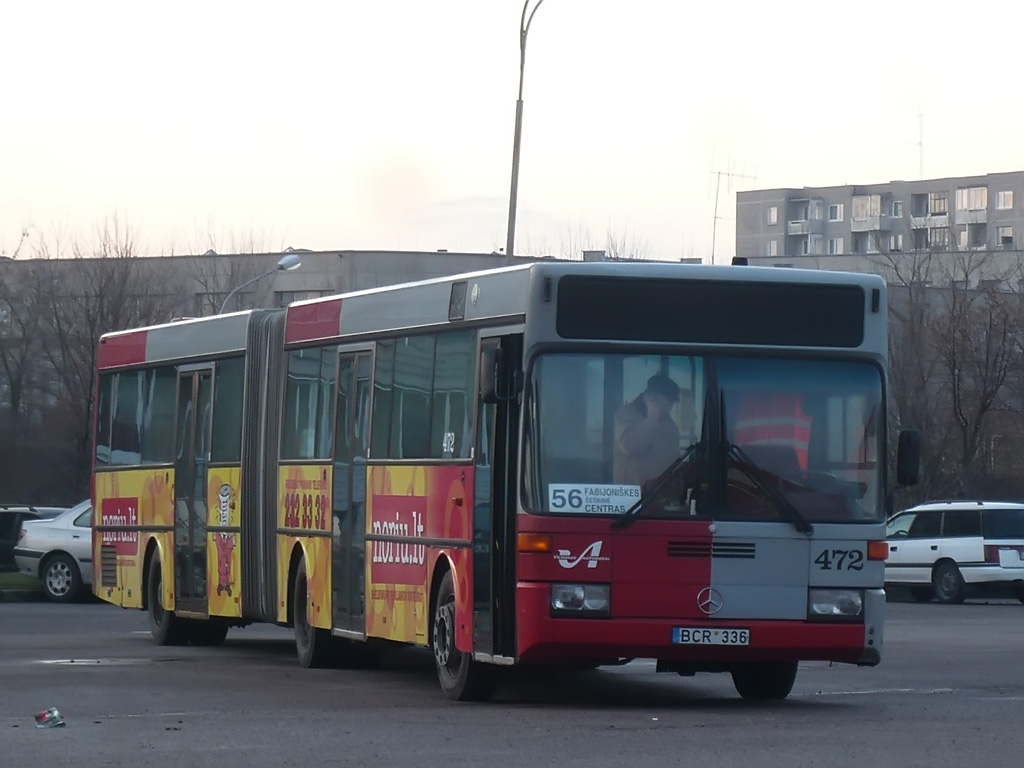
[{"left": 173, "top": 366, "right": 214, "bottom": 615}]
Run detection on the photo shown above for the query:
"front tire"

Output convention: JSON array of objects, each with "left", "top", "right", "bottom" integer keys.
[
  {"left": 431, "top": 570, "right": 495, "bottom": 701},
  {"left": 731, "top": 661, "right": 798, "bottom": 701},
  {"left": 933, "top": 562, "right": 966, "bottom": 604},
  {"left": 147, "top": 555, "right": 188, "bottom": 645},
  {"left": 41, "top": 553, "right": 82, "bottom": 603},
  {"left": 293, "top": 558, "right": 332, "bottom": 668}
]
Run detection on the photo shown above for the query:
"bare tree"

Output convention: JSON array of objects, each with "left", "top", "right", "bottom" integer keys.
[
  {"left": 877, "top": 240, "right": 1024, "bottom": 500},
  {"left": 29, "top": 218, "right": 188, "bottom": 497}
]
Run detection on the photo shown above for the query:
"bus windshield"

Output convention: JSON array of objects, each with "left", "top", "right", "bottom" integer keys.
[{"left": 524, "top": 353, "right": 884, "bottom": 523}]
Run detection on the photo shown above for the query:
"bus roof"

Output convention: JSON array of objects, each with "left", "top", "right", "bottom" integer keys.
[
  {"left": 96, "top": 309, "right": 279, "bottom": 370},
  {"left": 283, "top": 260, "right": 885, "bottom": 346}
]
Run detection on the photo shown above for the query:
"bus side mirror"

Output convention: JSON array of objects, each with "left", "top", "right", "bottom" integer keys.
[
  {"left": 895, "top": 429, "right": 921, "bottom": 487},
  {"left": 480, "top": 347, "right": 501, "bottom": 404}
]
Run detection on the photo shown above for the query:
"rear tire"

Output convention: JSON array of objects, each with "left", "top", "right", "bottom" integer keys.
[
  {"left": 731, "top": 661, "right": 798, "bottom": 701},
  {"left": 293, "top": 558, "right": 332, "bottom": 668},
  {"left": 1014, "top": 583, "right": 1024, "bottom": 605},
  {"left": 41, "top": 553, "right": 82, "bottom": 603},
  {"left": 933, "top": 562, "right": 966, "bottom": 604},
  {"left": 147, "top": 555, "right": 188, "bottom": 646},
  {"left": 431, "top": 570, "right": 495, "bottom": 701}
]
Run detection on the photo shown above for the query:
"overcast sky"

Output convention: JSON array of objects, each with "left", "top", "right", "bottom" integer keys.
[{"left": 1, "top": 1, "right": 1019, "bottom": 263}]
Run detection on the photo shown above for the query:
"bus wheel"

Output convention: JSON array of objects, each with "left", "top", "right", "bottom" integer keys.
[
  {"left": 731, "top": 661, "right": 798, "bottom": 701},
  {"left": 431, "top": 570, "right": 495, "bottom": 701},
  {"left": 147, "top": 556, "right": 188, "bottom": 646},
  {"left": 933, "top": 562, "right": 965, "bottom": 604},
  {"left": 293, "top": 558, "right": 332, "bottom": 668},
  {"left": 190, "top": 621, "right": 230, "bottom": 646}
]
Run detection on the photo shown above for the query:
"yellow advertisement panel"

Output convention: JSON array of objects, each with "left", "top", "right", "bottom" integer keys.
[
  {"left": 365, "top": 465, "right": 471, "bottom": 646},
  {"left": 276, "top": 464, "right": 332, "bottom": 628},
  {"left": 93, "top": 468, "right": 174, "bottom": 609},
  {"left": 207, "top": 466, "right": 242, "bottom": 618}
]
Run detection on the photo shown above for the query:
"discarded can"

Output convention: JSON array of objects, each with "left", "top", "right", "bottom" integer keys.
[{"left": 34, "top": 707, "right": 65, "bottom": 728}]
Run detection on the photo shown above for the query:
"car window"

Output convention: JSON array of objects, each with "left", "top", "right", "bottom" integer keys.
[
  {"left": 74, "top": 509, "right": 92, "bottom": 527},
  {"left": 943, "top": 510, "right": 981, "bottom": 537},
  {"left": 886, "top": 513, "right": 914, "bottom": 538},
  {"left": 983, "top": 509, "right": 1024, "bottom": 539},
  {"left": 907, "top": 512, "right": 942, "bottom": 538}
]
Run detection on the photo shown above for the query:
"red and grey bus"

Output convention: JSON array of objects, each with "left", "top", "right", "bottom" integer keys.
[{"left": 92, "top": 260, "right": 919, "bottom": 700}]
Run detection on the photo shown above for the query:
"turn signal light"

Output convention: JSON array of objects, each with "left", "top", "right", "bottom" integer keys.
[
  {"left": 867, "top": 540, "right": 890, "bottom": 561},
  {"left": 517, "top": 533, "right": 553, "bottom": 553}
]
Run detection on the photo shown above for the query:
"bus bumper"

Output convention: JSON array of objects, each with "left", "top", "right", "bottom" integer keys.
[{"left": 516, "top": 582, "right": 882, "bottom": 666}]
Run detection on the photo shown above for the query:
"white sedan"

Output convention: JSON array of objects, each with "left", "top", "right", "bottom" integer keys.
[{"left": 14, "top": 499, "right": 92, "bottom": 602}]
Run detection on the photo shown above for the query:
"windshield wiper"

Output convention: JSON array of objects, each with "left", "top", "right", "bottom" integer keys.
[
  {"left": 726, "top": 442, "right": 814, "bottom": 536},
  {"left": 613, "top": 441, "right": 703, "bottom": 530}
]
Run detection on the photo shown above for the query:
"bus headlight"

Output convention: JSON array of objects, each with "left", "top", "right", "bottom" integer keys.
[
  {"left": 550, "top": 584, "right": 610, "bottom": 617},
  {"left": 808, "top": 589, "right": 863, "bottom": 620}
]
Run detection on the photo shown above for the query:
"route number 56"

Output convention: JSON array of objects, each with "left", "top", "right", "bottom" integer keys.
[{"left": 551, "top": 488, "right": 583, "bottom": 510}]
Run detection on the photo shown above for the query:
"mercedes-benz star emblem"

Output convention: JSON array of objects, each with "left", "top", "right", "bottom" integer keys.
[{"left": 697, "top": 587, "right": 723, "bottom": 615}]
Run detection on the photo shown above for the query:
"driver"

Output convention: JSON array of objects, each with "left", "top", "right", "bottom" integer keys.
[{"left": 613, "top": 374, "right": 681, "bottom": 488}]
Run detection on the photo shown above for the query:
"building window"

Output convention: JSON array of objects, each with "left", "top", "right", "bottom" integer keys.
[
  {"left": 852, "top": 194, "right": 881, "bottom": 218},
  {"left": 929, "top": 192, "right": 949, "bottom": 215},
  {"left": 913, "top": 229, "right": 927, "bottom": 250},
  {"left": 930, "top": 228, "right": 951, "bottom": 249},
  {"left": 889, "top": 234, "right": 903, "bottom": 252},
  {"left": 911, "top": 194, "right": 928, "bottom": 217},
  {"left": 828, "top": 237, "right": 844, "bottom": 255},
  {"left": 955, "top": 187, "right": 987, "bottom": 211},
  {"left": 998, "top": 226, "right": 1014, "bottom": 248},
  {"left": 828, "top": 204, "right": 844, "bottom": 222},
  {"left": 765, "top": 240, "right": 777, "bottom": 257},
  {"left": 275, "top": 290, "right": 332, "bottom": 308},
  {"left": 997, "top": 190, "right": 1013, "bottom": 210},
  {"left": 892, "top": 200, "right": 903, "bottom": 218},
  {"left": 767, "top": 206, "right": 778, "bottom": 226}
]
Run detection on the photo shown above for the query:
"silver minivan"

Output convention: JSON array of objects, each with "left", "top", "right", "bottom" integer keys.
[{"left": 885, "top": 501, "right": 1024, "bottom": 604}]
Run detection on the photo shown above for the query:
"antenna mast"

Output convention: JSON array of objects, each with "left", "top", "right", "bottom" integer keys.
[{"left": 710, "top": 162, "right": 756, "bottom": 265}]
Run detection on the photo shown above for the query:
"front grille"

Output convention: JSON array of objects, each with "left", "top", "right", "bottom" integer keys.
[{"left": 667, "top": 541, "right": 756, "bottom": 559}]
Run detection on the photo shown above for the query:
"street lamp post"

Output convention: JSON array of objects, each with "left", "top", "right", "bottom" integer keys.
[
  {"left": 218, "top": 253, "right": 302, "bottom": 314},
  {"left": 504, "top": 0, "right": 547, "bottom": 267}
]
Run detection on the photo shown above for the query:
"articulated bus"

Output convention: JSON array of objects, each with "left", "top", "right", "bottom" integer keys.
[{"left": 92, "top": 261, "right": 919, "bottom": 700}]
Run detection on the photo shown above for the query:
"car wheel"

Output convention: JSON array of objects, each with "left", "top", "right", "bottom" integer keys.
[
  {"left": 41, "top": 553, "right": 82, "bottom": 603},
  {"left": 147, "top": 556, "right": 188, "bottom": 645},
  {"left": 293, "top": 558, "right": 332, "bottom": 668},
  {"left": 933, "top": 562, "right": 966, "bottom": 604},
  {"left": 731, "top": 661, "right": 799, "bottom": 701},
  {"left": 431, "top": 570, "right": 495, "bottom": 701}
]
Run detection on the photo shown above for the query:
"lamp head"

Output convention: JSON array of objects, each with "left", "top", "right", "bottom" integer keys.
[{"left": 277, "top": 253, "right": 302, "bottom": 271}]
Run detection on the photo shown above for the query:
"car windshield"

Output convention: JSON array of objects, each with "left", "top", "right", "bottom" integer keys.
[{"left": 523, "top": 352, "right": 884, "bottom": 523}]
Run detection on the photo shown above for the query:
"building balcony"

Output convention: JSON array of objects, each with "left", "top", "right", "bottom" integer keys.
[
  {"left": 909, "top": 214, "right": 950, "bottom": 228},
  {"left": 956, "top": 209, "right": 988, "bottom": 225},
  {"left": 850, "top": 215, "right": 893, "bottom": 232},
  {"left": 786, "top": 219, "right": 823, "bottom": 236}
]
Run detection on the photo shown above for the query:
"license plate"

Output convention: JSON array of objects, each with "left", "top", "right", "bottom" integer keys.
[{"left": 672, "top": 627, "right": 750, "bottom": 645}]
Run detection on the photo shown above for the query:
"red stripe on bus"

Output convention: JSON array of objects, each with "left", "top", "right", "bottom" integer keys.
[
  {"left": 96, "top": 331, "right": 149, "bottom": 369},
  {"left": 285, "top": 299, "right": 343, "bottom": 345}
]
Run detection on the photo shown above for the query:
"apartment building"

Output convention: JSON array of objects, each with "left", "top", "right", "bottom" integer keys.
[{"left": 735, "top": 171, "right": 1024, "bottom": 278}]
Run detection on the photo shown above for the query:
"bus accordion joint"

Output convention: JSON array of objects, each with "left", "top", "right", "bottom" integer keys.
[
  {"left": 517, "top": 533, "right": 553, "bottom": 553},
  {"left": 867, "top": 540, "right": 889, "bottom": 561}
]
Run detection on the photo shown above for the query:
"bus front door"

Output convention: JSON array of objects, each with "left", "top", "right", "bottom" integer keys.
[
  {"left": 332, "top": 350, "right": 372, "bottom": 635},
  {"left": 173, "top": 367, "right": 214, "bottom": 615},
  {"left": 473, "top": 335, "right": 521, "bottom": 661}
]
